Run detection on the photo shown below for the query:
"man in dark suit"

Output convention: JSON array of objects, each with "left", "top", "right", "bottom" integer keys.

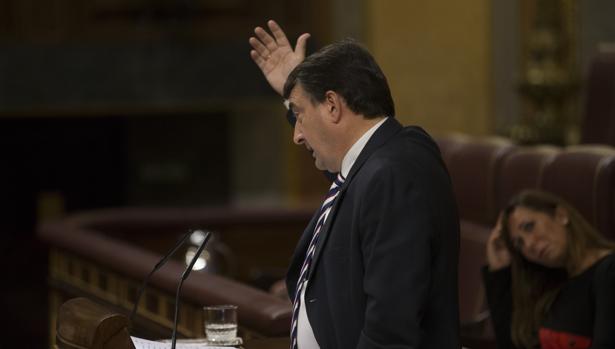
[{"left": 249, "top": 20, "right": 460, "bottom": 349}]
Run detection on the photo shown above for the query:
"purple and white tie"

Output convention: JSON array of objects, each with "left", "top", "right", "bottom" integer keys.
[{"left": 290, "top": 173, "right": 345, "bottom": 349}]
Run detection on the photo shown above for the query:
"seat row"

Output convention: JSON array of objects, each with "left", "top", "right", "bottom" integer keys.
[{"left": 436, "top": 134, "right": 615, "bottom": 348}]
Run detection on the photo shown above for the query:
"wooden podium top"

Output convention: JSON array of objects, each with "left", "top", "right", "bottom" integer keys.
[
  {"left": 244, "top": 338, "right": 289, "bottom": 349},
  {"left": 54, "top": 334, "right": 289, "bottom": 349},
  {"left": 56, "top": 298, "right": 290, "bottom": 349},
  {"left": 54, "top": 338, "right": 289, "bottom": 349}
]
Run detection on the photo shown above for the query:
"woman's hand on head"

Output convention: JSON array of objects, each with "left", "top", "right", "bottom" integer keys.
[{"left": 487, "top": 213, "right": 512, "bottom": 271}]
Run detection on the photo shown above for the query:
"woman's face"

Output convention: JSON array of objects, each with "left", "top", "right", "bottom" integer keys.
[{"left": 507, "top": 206, "right": 569, "bottom": 268}]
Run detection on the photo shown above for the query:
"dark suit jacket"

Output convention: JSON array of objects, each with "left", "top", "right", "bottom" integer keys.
[{"left": 286, "top": 117, "right": 460, "bottom": 349}]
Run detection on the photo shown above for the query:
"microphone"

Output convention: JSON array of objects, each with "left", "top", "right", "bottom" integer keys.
[
  {"left": 171, "top": 230, "right": 212, "bottom": 349},
  {"left": 129, "top": 228, "right": 194, "bottom": 325}
]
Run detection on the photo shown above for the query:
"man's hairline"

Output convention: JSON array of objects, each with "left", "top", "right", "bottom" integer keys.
[{"left": 287, "top": 81, "right": 333, "bottom": 109}]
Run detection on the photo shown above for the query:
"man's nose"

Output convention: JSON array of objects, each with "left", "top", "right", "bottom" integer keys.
[{"left": 293, "top": 124, "right": 304, "bottom": 145}]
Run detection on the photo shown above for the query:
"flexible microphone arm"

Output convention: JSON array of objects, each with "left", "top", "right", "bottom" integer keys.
[
  {"left": 129, "top": 228, "right": 195, "bottom": 325},
  {"left": 171, "top": 230, "right": 212, "bottom": 349}
]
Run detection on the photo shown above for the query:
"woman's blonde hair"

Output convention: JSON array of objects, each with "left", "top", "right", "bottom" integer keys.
[{"left": 500, "top": 190, "right": 615, "bottom": 349}]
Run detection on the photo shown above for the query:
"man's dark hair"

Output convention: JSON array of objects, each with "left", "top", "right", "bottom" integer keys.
[{"left": 283, "top": 38, "right": 395, "bottom": 119}]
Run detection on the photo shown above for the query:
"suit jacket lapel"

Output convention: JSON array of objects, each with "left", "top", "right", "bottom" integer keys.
[
  {"left": 307, "top": 184, "right": 347, "bottom": 281},
  {"left": 306, "top": 117, "right": 404, "bottom": 282},
  {"left": 286, "top": 209, "right": 320, "bottom": 294}
]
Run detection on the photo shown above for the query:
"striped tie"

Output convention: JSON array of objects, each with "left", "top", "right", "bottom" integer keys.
[{"left": 290, "top": 173, "right": 345, "bottom": 349}]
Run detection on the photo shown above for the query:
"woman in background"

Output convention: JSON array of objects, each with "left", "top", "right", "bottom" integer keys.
[{"left": 484, "top": 190, "right": 615, "bottom": 349}]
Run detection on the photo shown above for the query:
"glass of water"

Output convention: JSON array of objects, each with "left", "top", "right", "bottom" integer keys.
[{"left": 203, "top": 305, "right": 238, "bottom": 343}]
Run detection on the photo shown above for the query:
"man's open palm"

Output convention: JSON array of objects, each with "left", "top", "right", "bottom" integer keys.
[{"left": 249, "top": 20, "right": 310, "bottom": 96}]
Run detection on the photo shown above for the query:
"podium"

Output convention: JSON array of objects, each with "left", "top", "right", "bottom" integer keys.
[
  {"left": 56, "top": 298, "right": 135, "bottom": 349},
  {"left": 56, "top": 298, "right": 289, "bottom": 349}
]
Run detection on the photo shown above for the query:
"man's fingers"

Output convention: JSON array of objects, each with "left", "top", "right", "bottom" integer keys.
[
  {"left": 249, "top": 37, "right": 269, "bottom": 57},
  {"left": 250, "top": 50, "right": 266, "bottom": 67},
  {"left": 254, "top": 26, "right": 277, "bottom": 52},
  {"left": 295, "top": 33, "right": 311, "bottom": 58},
  {"left": 268, "top": 20, "right": 290, "bottom": 47}
]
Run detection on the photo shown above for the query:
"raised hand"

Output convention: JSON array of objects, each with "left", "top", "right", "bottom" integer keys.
[
  {"left": 249, "top": 20, "right": 310, "bottom": 96},
  {"left": 486, "top": 213, "right": 512, "bottom": 271}
]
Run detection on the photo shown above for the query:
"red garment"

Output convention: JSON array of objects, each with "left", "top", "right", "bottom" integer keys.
[{"left": 539, "top": 328, "right": 591, "bottom": 349}]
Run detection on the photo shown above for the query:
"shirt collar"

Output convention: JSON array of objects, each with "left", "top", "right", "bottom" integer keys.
[{"left": 340, "top": 117, "right": 388, "bottom": 178}]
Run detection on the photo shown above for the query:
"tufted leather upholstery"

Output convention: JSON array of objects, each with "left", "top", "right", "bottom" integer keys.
[{"left": 435, "top": 135, "right": 615, "bottom": 349}]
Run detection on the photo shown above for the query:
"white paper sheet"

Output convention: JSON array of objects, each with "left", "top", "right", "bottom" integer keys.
[{"left": 131, "top": 336, "right": 230, "bottom": 349}]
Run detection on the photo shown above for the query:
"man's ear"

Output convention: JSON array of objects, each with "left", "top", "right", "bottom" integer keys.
[
  {"left": 324, "top": 90, "right": 342, "bottom": 123},
  {"left": 555, "top": 206, "right": 570, "bottom": 226}
]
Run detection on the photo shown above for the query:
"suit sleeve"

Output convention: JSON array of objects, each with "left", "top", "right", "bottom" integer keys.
[
  {"left": 482, "top": 266, "right": 517, "bottom": 349},
  {"left": 591, "top": 255, "right": 615, "bottom": 349},
  {"left": 354, "top": 164, "right": 434, "bottom": 349}
]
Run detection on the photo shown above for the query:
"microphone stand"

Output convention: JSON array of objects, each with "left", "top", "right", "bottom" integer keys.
[
  {"left": 171, "top": 231, "right": 212, "bottom": 349},
  {"left": 129, "top": 228, "right": 195, "bottom": 325}
]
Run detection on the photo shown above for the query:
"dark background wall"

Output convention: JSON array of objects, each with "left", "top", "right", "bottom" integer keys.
[{"left": 0, "top": 0, "right": 332, "bottom": 346}]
